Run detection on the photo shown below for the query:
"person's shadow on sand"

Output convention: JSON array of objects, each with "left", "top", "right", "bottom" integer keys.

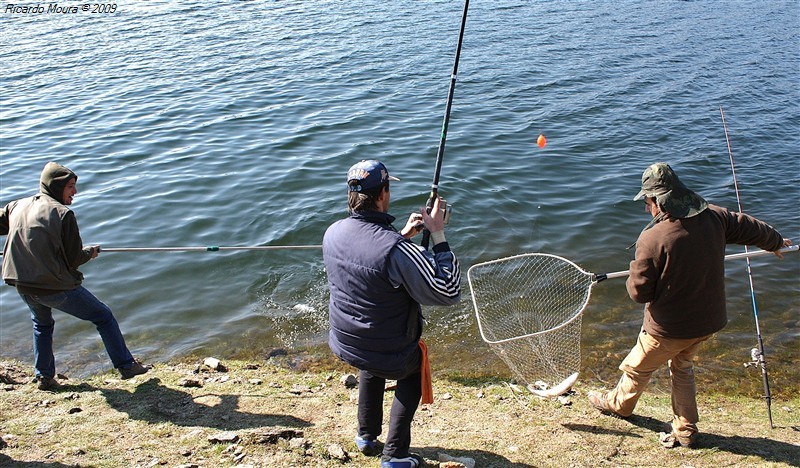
[
  {"left": 564, "top": 415, "right": 800, "bottom": 466},
  {"left": 92, "top": 377, "right": 311, "bottom": 431},
  {"left": 0, "top": 453, "right": 75, "bottom": 467}
]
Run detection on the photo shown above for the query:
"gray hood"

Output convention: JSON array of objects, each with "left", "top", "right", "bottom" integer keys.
[{"left": 39, "top": 162, "right": 77, "bottom": 204}]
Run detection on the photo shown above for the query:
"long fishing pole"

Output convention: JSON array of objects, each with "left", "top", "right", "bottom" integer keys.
[
  {"left": 720, "top": 105, "right": 773, "bottom": 429},
  {"left": 96, "top": 245, "right": 322, "bottom": 253},
  {"left": 421, "top": 0, "right": 470, "bottom": 250}
]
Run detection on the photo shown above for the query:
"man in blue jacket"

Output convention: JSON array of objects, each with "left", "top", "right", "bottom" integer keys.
[{"left": 323, "top": 160, "right": 461, "bottom": 468}]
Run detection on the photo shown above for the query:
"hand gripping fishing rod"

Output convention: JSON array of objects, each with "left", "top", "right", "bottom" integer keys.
[
  {"left": 421, "top": 0, "right": 470, "bottom": 250},
  {"left": 720, "top": 105, "right": 774, "bottom": 428}
]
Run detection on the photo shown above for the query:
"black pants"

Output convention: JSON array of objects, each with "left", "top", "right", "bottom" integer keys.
[{"left": 358, "top": 368, "right": 422, "bottom": 458}]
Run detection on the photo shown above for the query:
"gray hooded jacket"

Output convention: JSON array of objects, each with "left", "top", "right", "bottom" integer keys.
[{"left": 1, "top": 162, "right": 93, "bottom": 294}]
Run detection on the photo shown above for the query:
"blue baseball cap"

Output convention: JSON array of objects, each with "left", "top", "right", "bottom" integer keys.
[{"left": 347, "top": 160, "right": 399, "bottom": 192}]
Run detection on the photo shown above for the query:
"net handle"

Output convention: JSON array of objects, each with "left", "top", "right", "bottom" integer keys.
[
  {"left": 469, "top": 246, "right": 797, "bottom": 344},
  {"left": 593, "top": 245, "right": 797, "bottom": 282}
]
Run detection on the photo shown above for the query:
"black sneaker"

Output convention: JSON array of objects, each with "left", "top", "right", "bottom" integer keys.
[
  {"left": 36, "top": 376, "right": 62, "bottom": 391},
  {"left": 119, "top": 360, "right": 151, "bottom": 380}
]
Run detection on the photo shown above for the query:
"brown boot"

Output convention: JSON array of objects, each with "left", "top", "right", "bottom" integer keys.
[
  {"left": 119, "top": 360, "right": 151, "bottom": 380},
  {"left": 587, "top": 391, "right": 630, "bottom": 419},
  {"left": 36, "top": 376, "right": 62, "bottom": 391},
  {"left": 659, "top": 428, "right": 698, "bottom": 448}
]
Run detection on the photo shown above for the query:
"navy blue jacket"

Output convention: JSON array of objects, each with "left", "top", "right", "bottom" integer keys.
[{"left": 323, "top": 210, "right": 461, "bottom": 378}]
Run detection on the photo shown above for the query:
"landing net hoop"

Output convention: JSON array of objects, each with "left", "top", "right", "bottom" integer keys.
[{"left": 468, "top": 253, "right": 598, "bottom": 397}]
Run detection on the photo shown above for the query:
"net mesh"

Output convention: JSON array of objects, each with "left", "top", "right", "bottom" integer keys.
[{"left": 468, "top": 253, "right": 595, "bottom": 390}]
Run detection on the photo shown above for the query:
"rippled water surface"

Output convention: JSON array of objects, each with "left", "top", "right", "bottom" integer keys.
[{"left": 1, "top": 1, "right": 798, "bottom": 397}]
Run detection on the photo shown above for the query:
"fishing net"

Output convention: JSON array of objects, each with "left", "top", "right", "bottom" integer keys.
[{"left": 468, "top": 253, "right": 597, "bottom": 396}]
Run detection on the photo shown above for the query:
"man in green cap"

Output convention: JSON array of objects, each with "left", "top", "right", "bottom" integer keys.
[
  {"left": 1, "top": 162, "right": 150, "bottom": 390},
  {"left": 588, "top": 162, "right": 791, "bottom": 448}
]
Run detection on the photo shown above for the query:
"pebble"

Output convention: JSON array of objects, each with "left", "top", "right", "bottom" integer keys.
[
  {"left": 340, "top": 374, "right": 358, "bottom": 388},
  {"left": 208, "top": 432, "right": 239, "bottom": 444},
  {"left": 178, "top": 378, "right": 204, "bottom": 388},
  {"left": 327, "top": 443, "right": 349, "bottom": 461},
  {"left": 203, "top": 357, "right": 228, "bottom": 372}
]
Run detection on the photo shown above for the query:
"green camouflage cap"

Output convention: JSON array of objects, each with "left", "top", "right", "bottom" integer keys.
[{"left": 633, "top": 162, "right": 708, "bottom": 218}]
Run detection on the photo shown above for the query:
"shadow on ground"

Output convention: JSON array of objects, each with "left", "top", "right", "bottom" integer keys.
[
  {"left": 82, "top": 377, "right": 311, "bottom": 431},
  {"left": 565, "top": 414, "right": 800, "bottom": 466},
  {"left": 692, "top": 433, "right": 800, "bottom": 466},
  {"left": 0, "top": 453, "right": 74, "bottom": 467},
  {"left": 626, "top": 415, "right": 800, "bottom": 465},
  {"left": 421, "top": 446, "right": 533, "bottom": 468}
]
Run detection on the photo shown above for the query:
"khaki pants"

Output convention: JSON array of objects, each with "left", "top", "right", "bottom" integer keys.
[{"left": 606, "top": 329, "right": 711, "bottom": 437}]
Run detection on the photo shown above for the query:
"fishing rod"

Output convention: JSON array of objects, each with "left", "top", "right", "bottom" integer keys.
[
  {"left": 96, "top": 245, "right": 322, "bottom": 253},
  {"left": 720, "top": 105, "right": 773, "bottom": 429},
  {"left": 421, "top": 0, "right": 470, "bottom": 250}
]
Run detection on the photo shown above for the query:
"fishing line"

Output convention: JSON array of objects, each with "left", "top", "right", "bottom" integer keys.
[
  {"left": 96, "top": 245, "right": 322, "bottom": 253},
  {"left": 421, "top": 0, "right": 470, "bottom": 249},
  {"left": 720, "top": 105, "right": 773, "bottom": 429},
  {"left": 0, "top": 244, "right": 323, "bottom": 255}
]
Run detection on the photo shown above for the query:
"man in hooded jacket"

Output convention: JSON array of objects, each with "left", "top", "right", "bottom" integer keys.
[
  {"left": 587, "top": 162, "right": 791, "bottom": 448},
  {"left": 1, "top": 162, "right": 150, "bottom": 390}
]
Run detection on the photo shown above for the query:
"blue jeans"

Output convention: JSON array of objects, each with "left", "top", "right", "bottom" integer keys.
[{"left": 20, "top": 287, "right": 134, "bottom": 378}]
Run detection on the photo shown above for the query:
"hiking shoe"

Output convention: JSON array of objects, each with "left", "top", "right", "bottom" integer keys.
[
  {"left": 380, "top": 453, "right": 424, "bottom": 467},
  {"left": 355, "top": 435, "right": 383, "bottom": 456},
  {"left": 587, "top": 391, "right": 629, "bottom": 419},
  {"left": 119, "top": 360, "right": 151, "bottom": 380},
  {"left": 36, "top": 375, "right": 62, "bottom": 391},
  {"left": 659, "top": 431, "right": 698, "bottom": 449}
]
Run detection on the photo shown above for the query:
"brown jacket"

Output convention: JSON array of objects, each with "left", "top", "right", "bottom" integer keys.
[{"left": 626, "top": 204, "right": 784, "bottom": 339}]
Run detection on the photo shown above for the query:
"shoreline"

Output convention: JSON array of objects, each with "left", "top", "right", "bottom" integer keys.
[
  {"left": 5, "top": 336, "right": 796, "bottom": 400},
  {"left": 2, "top": 356, "right": 799, "bottom": 467}
]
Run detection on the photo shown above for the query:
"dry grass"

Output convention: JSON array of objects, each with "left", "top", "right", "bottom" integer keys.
[{"left": 1, "top": 357, "right": 798, "bottom": 467}]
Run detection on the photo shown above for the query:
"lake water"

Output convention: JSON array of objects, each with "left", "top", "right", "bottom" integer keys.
[{"left": 1, "top": 0, "right": 798, "bottom": 397}]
